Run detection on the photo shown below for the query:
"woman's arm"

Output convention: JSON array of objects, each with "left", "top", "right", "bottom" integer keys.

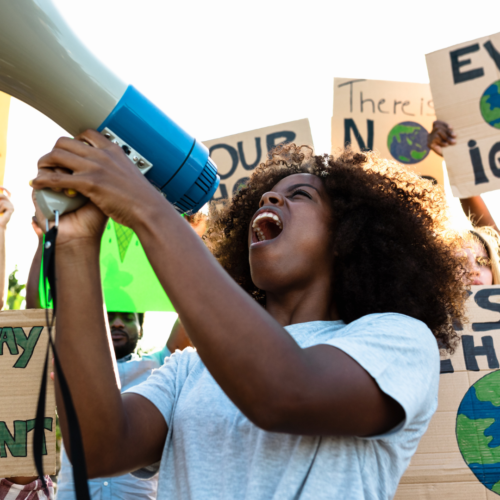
[{"left": 33, "top": 201, "right": 167, "bottom": 478}]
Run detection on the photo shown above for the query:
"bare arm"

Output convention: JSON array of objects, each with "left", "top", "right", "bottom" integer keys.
[
  {"left": 460, "top": 196, "right": 499, "bottom": 233},
  {"left": 32, "top": 131, "right": 403, "bottom": 474},
  {"left": 26, "top": 218, "right": 44, "bottom": 308},
  {"left": 33, "top": 202, "right": 167, "bottom": 478}
]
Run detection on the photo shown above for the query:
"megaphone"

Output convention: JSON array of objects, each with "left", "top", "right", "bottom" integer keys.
[{"left": 0, "top": 0, "right": 219, "bottom": 219}]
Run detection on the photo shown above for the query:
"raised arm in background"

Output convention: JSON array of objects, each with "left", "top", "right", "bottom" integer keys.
[
  {"left": 0, "top": 188, "right": 14, "bottom": 310},
  {"left": 428, "top": 120, "right": 499, "bottom": 233},
  {"left": 26, "top": 215, "right": 44, "bottom": 309}
]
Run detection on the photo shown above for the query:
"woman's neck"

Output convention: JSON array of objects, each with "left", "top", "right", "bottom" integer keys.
[{"left": 265, "top": 283, "right": 339, "bottom": 327}]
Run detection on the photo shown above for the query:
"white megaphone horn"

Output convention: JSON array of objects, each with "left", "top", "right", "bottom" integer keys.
[{"left": 0, "top": 0, "right": 219, "bottom": 219}]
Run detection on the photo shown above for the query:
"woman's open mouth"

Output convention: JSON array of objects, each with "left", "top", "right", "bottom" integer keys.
[{"left": 252, "top": 211, "right": 283, "bottom": 243}]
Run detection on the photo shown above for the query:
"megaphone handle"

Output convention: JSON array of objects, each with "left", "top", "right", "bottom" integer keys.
[{"left": 34, "top": 189, "right": 88, "bottom": 221}]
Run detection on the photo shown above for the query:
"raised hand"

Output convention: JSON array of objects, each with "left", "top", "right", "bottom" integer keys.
[
  {"left": 31, "top": 187, "right": 107, "bottom": 249},
  {"left": 0, "top": 187, "right": 14, "bottom": 229},
  {"left": 31, "top": 130, "right": 166, "bottom": 231},
  {"left": 427, "top": 120, "right": 456, "bottom": 156}
]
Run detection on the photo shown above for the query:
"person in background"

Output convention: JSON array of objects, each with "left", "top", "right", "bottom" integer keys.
[
  {"left": 464, "top": 228, "right": 500, "bottom": 286},
  {"left": 56, "top": 311, "right": 169, "bottom": 500},
  {"left": 26, "top": 215, "right": 44, "bottom": 308}
]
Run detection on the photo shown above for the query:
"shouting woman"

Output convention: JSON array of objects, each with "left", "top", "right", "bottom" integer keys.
[{"left": 32, "top": 136, "right": 468, "bottom": 500}]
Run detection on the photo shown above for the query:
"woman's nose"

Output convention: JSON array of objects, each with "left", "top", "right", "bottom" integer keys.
[{"left": 259, "top": 191, "right": 284, "bottom": 208}]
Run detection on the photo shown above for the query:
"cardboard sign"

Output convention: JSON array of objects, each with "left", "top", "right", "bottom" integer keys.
[
  {"left": 331, "top": 78, "right": 444, "bottom": 185},
  {"left": 39, "top": 221, "right": 176, "bottom": 313},
  {"left": 395, "top": 286, "right": 500, "bottom": 499},
  {"left": 0, "top": 309, "right": 55, "bottom": 476},
  {"left": 99, "top": 221, "right": 175, "bottom": 313},
  {"left": 204, "top": 119, "right": 314, "bottom": 201},
  {"left": 426, "top": 33, "right": 500, "bottom": 198}
]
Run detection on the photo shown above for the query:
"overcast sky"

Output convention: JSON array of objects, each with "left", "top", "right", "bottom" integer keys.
[{"left": 2, "top": 0, "right": 500, "bottom": 347}]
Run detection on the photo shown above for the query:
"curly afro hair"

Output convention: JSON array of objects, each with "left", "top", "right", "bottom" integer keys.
[{"left": 205, "top": 144, "right": 469, "bottom": 353}]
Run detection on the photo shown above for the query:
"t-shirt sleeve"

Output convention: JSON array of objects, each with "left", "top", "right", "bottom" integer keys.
[
  {"left": 324, "top": 313, "right": 440, "bottom": 438},
  {"left": 124, "top": 347, "right": 198, "bottom": 428}
]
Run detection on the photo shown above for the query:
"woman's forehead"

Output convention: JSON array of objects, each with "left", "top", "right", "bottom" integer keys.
[{"left": 271, "top": 173, "right": 323, "bottom": 192}]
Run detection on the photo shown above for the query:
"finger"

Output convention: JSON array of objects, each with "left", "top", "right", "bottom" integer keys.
[
  {"left": 38, "top": 148, "right": 97, "bottom": 175},
  {"left": 31, "top": 167, "right": 90, "bottom": 196},
  {"left": 0, "top": 187, "right": 11, "bottom": 197},
  {"left": 436, "top": 129, "right": 449, "bottom": 142},
  {"left": 51, "top": 136, "right": 96, "bottom": 159},
  {"left": 76, "top": 129, "right": 113, "bottom": 149}
]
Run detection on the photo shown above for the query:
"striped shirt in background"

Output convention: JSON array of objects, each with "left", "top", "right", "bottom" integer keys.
[{"left": 0, "top": 476, "right": 54, "bottom": 500}]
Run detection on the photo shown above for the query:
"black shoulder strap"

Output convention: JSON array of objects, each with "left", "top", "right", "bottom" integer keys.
[{"left": 34, "top": 222, "right": 90, "bottom": 499}]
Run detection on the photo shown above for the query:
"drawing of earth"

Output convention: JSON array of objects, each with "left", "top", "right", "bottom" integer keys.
[
  {"left": 387, "top": 121, "right": 430, "bottom": 164},
  {"left": 457, "top": 370, "right": 500, "bottom": 495},
  {"left": 480, "top": 80, "right": 500, "bottom": 129}
]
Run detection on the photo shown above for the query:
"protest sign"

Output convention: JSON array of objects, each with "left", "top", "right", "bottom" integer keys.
[
  {"left": 395, "top": 285, "right": 500, "bottom": 499},
  {"left": 99, "top": 221, "right": 175, "bottom": 313},
  {"left": 426, "top": 33, "right": 500, "bottom": 198},
  {"left": 39, "top": 221, "right": 176, "bottom": 313},
  {"left": 0, "top": 91, "right": 10, "bottom": 185},
  {"left": 0, "top": 309, "right": 55, "bottom": 476},
  {"left": 204, "top": 119, "right": 314, "bottom": 201},
  {"left": 331, "top": 78, "right": 444, "bottom": 185}
]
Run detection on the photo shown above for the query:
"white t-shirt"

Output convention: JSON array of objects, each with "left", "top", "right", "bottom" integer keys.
[{"left": 126, "top": 313, "right": 439, "bottom": 500}]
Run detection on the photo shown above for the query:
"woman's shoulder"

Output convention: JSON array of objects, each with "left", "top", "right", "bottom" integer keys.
[
  {"left": 348, "top": 312, "right": 435, "bottom": 341},
  {"left": 333, "top": 312, "right": 439, "bottom": 366}
]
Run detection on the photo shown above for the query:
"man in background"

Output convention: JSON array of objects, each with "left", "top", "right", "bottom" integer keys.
[{"left": 56, "top": 311, "right": 169, "bottom": 500}]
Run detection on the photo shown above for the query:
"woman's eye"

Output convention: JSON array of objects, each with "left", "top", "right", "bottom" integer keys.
[{"left": 290, "top": 189, "right": 312, "bottom": 199}]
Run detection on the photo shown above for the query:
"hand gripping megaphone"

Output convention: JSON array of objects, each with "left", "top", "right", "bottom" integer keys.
[{"left": 0, "top": 0, "right": 220, "bottom": 219}]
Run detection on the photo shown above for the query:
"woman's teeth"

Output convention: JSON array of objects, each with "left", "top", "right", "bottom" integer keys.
[{"left": 252, "top": 212, "right": 283, "bottom": 242}]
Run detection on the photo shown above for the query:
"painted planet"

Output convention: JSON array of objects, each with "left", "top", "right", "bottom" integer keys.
[
  {"left": 457, "top": 370, "right": 500, "bottom": 495},
  {"left": 387, "top": 121, "right": 430, "bottom": 165},
  {"left": 480, "top": 80, "right": 500, "bottom": 129}
]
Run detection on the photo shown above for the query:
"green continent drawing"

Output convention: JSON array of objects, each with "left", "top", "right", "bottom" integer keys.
[
  {"left": 387, "top": 121, "right": 430, "bottom": 164},
  {"left": 457, "top": 370, "right": 500, "bottom": 494},
  {"left": 480, "top": 80, "right": 500, "bottom": 129}
]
